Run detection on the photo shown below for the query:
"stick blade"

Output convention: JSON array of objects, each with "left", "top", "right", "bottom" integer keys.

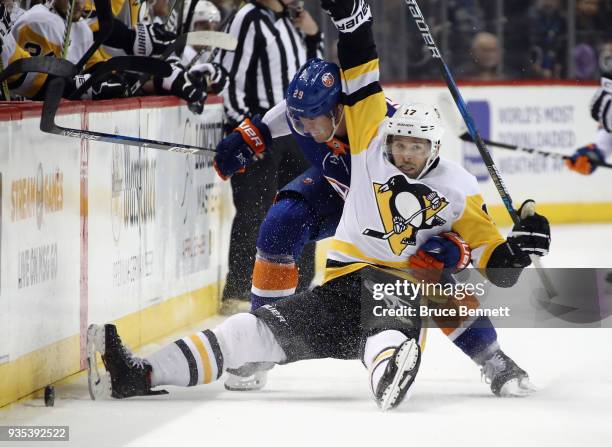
[
  {"left": 0, "top": 57, "right": 77, "bottom": 83},
  {"left": 40, "top": 77, "right": 65, "bottom": 134},
  {"left": 186, "top": 31, "right": 238, "bottom": 51}
]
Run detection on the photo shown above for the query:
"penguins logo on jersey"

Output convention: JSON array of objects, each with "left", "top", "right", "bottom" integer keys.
[{"left": 363, "top": 175, "right": 449, "bottom": 255}]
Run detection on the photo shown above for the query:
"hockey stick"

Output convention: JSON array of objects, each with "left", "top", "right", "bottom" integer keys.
[
  {"left": 438, "top": 95, "right": 612, "bottom": 170},
  {"left": 0, "top": 57, "right": 77, "bottom": 83},
  {"left": 60, "top": 0, "right": 77, "bottom": 59},
  {"left": 0, "top": 59, "right": 9, "bottom": 100},
  {"left": 69, "top": 56, "right": 171, "bottom": 99},
  {"left": 41, "top": 75, "right": 216, "bottom": 154},
  {"left": 467, "top": 137, "right": 612, "bottom": 170},
  {"left": 182, "top": 0, "right": 198, "bottom": 35},
  {"left": 404, "top": 0, "right": 557, "bottom": 298},
  {"left": 127, "top": 30, "right": 237, "bottom": 96}
]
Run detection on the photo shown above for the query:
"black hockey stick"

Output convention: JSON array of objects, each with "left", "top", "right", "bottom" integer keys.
[
  {"left": 40, "top": 76, "right": 216, "bottom": 154},
  {"left": 404, "top": 0, "right": 557, "bottom": 298},
  {"left": 438, "top": 95, "right": 612, "bottom": 170},
  {"left": 459, "top": 134, "right": 612, "bottom": 170},
  {"left": 182, "top": 0, "right": 198, "bottom": 35},
  {"left": 0, "top": 57, "right": 77, "bottom": 83},
  {"left": 75, "top": 0, "right": 113, "bottom": 73},
  {"left": 69, "top": 56, "right": 172, "bottom": 99}
]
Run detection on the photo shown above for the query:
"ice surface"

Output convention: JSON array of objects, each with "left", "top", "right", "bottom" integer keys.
[{"left": 1, "top": 224, "right": 611, "bottom": 447}]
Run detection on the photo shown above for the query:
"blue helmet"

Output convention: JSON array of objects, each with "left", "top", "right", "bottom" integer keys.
[{"left": 286, "top": 58, "right": 341, "bottom": 137}]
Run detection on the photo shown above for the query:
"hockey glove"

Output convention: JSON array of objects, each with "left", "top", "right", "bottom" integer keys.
[
  {"left": 189, "top": 62, "right": 229, "bottom": 94},
  {"left": 132, "top": 23, "right": 176, "bottom": 57},
  {"left": 507, "top": 200, "right": 550, "bottom": 257},
  {"left": 72, "top": 73, "right": 130, "bottom": 100},
  {"left": 320, "top": 0, "right": 371, "bottom": 33},
  {"left": 565, "top": 144, "right": 605, "bottom": 175},
  {"left": 408, "top": 232, "right": 471, "bottom": 283},
  {"left": 213, "top": 117, "right": 272, "bottom": 180},
  {"left": 154, "top": 57, "right": 206, "bottom": 103}
]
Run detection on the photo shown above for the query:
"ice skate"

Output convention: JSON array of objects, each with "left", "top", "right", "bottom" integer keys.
[
  {"left": 87, "top": 324, "right": 167, "bottom": 399},
  {"left": 371, "top": 338, "right": 421, "bottom": 411},
  {"left": 481, "top": 350, "right": 536, "bottom": 397},
  {"left": 224, "top": 362, "right": 275, "bottom": 391}
]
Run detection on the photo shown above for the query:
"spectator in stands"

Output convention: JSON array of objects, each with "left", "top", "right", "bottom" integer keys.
[
  {"left": 457, "top": 32, "right": 513, "bottom": 80},
  {"left": 502, "top": 0, "right": 532, "bottom": 77},
  {"left": 598, "top": 35, "right": 612, "bottom": 75},
  {"left": 447, "top": 0, "right": 483, "bottom": 68},
  {"left": 574, "top": 43, "right": 599, "bottom": 79},
  {"left": 576, "top": 0, "right": 608, "bottom": 47},
  {"left": 529, "top": 0, "right": 567, "bottom": 79}
]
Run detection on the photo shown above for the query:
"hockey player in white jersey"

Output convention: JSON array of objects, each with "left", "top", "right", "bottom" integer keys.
[
  {"left": 566, "top": 73, "right": 612, "bottom": 175},
  {"left": 87, "top": 0, "right": 550, "bottom": 410},
  {"left": 8, "top": 0, "right": 109, "bottom": 98},
  {"left": 178, "top": 0, "right": 229, "bottom": 112},
  {"left": 180, "top": 0, "right": 221, "bottom": 66}
]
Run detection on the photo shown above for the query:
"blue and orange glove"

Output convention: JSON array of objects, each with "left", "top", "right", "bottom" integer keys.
[
  {"left": 408, "top": 232, "right": 471, "bottom": 283},
  {"left": 565, "top": 144, "right": 605, "bottom": 175},
  {"left": 213, "top": 116, "right": 272, "bottom": 180}
]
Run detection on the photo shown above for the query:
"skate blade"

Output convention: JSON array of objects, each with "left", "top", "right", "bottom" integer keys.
[
  {"left": 86, "top": 324, "right": 112, "bottom": 400},
  {"left": 224, "top": 371, "right": 268, "bottom": 392},
  {"left": 380, "top": 339, "right": 420, "bottom": 411},
  {"left": 499, "top": 377, "right": 537, "bottom": 397}
]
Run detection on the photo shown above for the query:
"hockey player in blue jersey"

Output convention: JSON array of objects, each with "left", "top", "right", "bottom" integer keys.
[
  {"left": 212, "top": 57, "right": 535, "bottom": 397},
  {"left": 566, "top": 73, "right": 611, "bottom": 175}
]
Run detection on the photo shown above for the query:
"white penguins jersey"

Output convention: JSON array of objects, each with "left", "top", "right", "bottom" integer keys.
[
  {"left": 325, "top": 58, "right": 506, "bottom": 283},
  {"left": 10, "top": 4, "right": 105, "bottom": 97}
]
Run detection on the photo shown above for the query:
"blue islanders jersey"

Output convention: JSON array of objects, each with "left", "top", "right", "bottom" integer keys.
[{"left": 263, "top": 98, "right": 397, "bottom": 203}]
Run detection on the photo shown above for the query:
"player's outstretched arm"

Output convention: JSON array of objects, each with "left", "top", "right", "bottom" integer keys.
[
  {"left": 565, "top": 143, "right": 606, "bottom": 175},
  {"left": 320, "top": 0, "right": 386, "bottom": 154}
]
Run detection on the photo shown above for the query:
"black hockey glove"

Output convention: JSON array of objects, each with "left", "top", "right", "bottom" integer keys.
[
  {"left": 320, "top": 0, "right": 371, "bottom": 33},
  {"left": 154, "top": 57, "right": 206, "bottom": 103},
  {"left": 132, "top": 23, "right": 176, "bottom": 57},
  {"left": 91, "top": 73, "right": 130, "bottom": 100},
  {"left": 189, "top": 62, "right": 229, "bottom": 94},
  {"left": 485, "top": 200, "right": 550, "bottom": 288},
  {"left": 507, "top": 200, "right": 551, "bottom": 257}
]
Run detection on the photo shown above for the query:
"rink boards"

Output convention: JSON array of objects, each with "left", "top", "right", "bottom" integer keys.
[
  {"left": 0, "top": 97, "right": 232, "bottom": 407},
  {"left": 1, "top": 81, "right": 612, "bottom": 408}
]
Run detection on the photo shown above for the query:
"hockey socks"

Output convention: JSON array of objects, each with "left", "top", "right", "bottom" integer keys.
[
  {"left": 147, "top": 330, "right": 223, "bottom": 387},
  {"left": 147, "top": 314, "right": 286, "bottom": 388},
  {"left": 250, "top": 255, "right": 299, "bottom": 310}
]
